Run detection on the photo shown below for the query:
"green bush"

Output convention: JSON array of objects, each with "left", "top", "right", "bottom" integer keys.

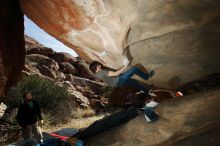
[
  {"left": 5, "top": 75, "right": 73, "bottom": 124},
  {"left": 99, "top": 86, "right": 113, "bottom": 98}
]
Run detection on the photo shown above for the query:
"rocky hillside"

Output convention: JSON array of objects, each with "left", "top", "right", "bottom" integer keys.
[
  {"left": 0, "top": 35, "right": 111, "bottom": 145},
  {"left": 23, "top": 35, "right": 108, "bottom": 110}
]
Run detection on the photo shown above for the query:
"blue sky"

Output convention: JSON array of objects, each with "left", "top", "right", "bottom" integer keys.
[{"left": 24, "top": 16, "right": 78, "bottom": 57}]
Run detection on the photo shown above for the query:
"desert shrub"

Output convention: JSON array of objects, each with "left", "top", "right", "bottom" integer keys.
[
  {"left": 99, "top": 86, "right": 113, "bottom": 98},
  {"left": 5, "top": 75, "right": 73, "bottom": 124}
]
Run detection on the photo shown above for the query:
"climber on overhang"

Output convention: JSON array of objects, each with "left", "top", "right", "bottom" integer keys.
[{"left": 89, "top": 59, "right": 155, "bottom": 96}]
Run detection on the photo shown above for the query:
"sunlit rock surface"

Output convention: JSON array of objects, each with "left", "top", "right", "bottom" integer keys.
[{"left": 19, "top": 0, "right": 220, "bottom": 88}]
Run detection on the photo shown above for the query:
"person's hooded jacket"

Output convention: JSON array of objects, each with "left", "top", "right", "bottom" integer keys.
[{"left": 16, "top": 100, "right": 42, "bottom": 128}]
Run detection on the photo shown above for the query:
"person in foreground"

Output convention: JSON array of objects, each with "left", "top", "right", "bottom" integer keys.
[
  {"left": 16, "top": 92, "right": 43, "bottom": 143},
  {"left": 89, "top": 59, "right": 155, "bottom": 95}
]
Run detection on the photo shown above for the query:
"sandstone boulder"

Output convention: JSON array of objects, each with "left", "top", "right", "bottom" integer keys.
[
  {"left": 68, "top": 90, "right": 90, "bottom": 108},
  {"left": 65, "top": 74, "right": 106, "bottom": 94},
  {"left": 65, "top": 73, "right": 107, "bottom": 100},
  {"left": 62, "top": 81, "right": 76, "bottom": 91},
  {"left": 26, "top": 54, "right": 50, "bottom": 65},
  {"left": 25, "top": 35, "right": 54, "bottom": 56},
  {"left": 25, "top": 35, "right": 44, "bottom": 48},
  {"left": 74, "top": 61, "right": 94, "bottom": 79},
  {"left": 24, "top": 64, "right": 41, "bottom": 75},
  {"left": 65, "top": 74, "right": 74, "bottom": 82},
  {"left": 51, "top": 52, "right": 77, "bottom": 63},
  {"left": 87, "top": 88, "right": 220, "bottom": 146},
  {"left": 173, "top": 126, "right": 220, "bottom": 146},
  {"left": 36, "top": 65, "right": 57, "bottom": 79},
  {"left": 37, "top": 57, "right": 59, "bottom": 72},
  {"left": 26, "top": 47, "right": 54, "bottom": 56},
  {"left": 89, "top": 99, "right": 106, "bottom": 112},
  {"left": 57, "top": 72, "right": 66, "bottom": 81},
  {"left": 59, "top": 62, "right": 79, "bottom": 75}
]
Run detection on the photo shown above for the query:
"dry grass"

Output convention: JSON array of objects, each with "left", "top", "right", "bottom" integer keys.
[
  {"left": 72, "top": 108, "right": 96, "bottom": 119},
  {"left": 42, "top": 108, "right": 106, "bottom": 132}
]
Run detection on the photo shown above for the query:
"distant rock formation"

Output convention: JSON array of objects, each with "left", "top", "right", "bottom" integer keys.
[{"left": 24, "top": 35, "right": 107, "bottom": 109}]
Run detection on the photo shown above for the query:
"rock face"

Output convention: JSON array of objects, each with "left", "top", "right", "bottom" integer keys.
[
  {"left": 0, "top": 0, "right": 25, "bottom": 100},
  {"left": 24, "top": 35, "right": 107, "bottom": 109},
  {"left": 19, "top": 0, "right": 220, "bottom": 88},
  {"left": 25, "top": 35, "right": 54, "bottom": 56},
  {"left": 59, "top": 62, "right": 79, "bottom": 75},
  {"left": 51, "top": 52, "right": 77, "bottom": 63},
  {"left": 87, "top": 88, "right": 220, "bottom": 146},
  {"left": 74, "top": 61, "right": 94, "bottom": 80},
  {"left": 173, "top": 126, "right": 220, "bottom": 146}
]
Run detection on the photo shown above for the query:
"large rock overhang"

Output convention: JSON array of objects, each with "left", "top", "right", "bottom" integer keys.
[{"left": 17, "top": 0, "right": 220, "bottom": 88}]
